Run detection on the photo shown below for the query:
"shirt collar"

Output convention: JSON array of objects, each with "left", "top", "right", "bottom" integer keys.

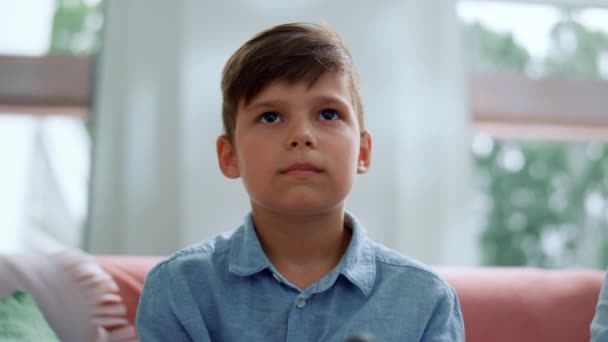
[
  {"left": 339, "top": 212, "right": 375, "bottom": 296},
  {"left": 228, "top": 211, "right": 376, "bottom": 297},
  {"left": 228, "top": 213, "right": 272, "bottom": 276}
]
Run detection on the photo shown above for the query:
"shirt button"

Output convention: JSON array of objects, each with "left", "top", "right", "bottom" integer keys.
[{"left": 295, "top": 297, "right": 306, "bottom": 308}]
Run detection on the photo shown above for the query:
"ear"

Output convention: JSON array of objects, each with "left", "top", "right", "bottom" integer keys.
[
  {"left": 357, "top": 130, "right": 372, "bottom": 174},
  {"left": 216, "top": 135, "right": 240, "bottom": 179}
]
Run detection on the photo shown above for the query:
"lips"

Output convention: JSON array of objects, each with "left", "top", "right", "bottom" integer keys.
[{"left": 280, "top": 162, "right": 323, "bottom": 175}]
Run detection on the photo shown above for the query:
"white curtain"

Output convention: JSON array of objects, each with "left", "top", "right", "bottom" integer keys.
[
  {"left": 88, "top": 0, "right": 476, "bottom": 265},
  {"left": 0, "top": 115, "right": 89, "bottom": 253}
]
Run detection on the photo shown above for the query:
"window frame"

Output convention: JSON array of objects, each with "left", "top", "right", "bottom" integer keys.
[
  {"left": 465, "top": 0, "right": 608, "bottom": 140},
  {"left": 471, "top": 72, "right": 608, "bottom": 141},
  {"left": 0, "top": 55, "right": 90, "bottom": 118}
]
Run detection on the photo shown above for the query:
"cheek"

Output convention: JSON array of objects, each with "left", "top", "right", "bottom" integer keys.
[
  {"left": 329, "top": 135, "right": 360, "bottom": 172},
  {"left": 236, "top": 139, "right": 274, "bottom": 176}
]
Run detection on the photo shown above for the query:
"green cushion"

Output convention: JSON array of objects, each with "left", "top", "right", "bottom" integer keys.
[{"left": 0, "top": 290, "right": 60, "bottom": 341}]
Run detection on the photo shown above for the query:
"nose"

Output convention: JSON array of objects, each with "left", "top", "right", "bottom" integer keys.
[{"left": 287, "top": 120, "right": 316, "bottom": 149}]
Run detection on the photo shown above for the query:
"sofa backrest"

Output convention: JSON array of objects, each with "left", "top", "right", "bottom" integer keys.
[
  {"left": 98, "top": 256, "right": 605, "bottom": 341},
  {"left": 97, "top": 256, "right": 161, "bottom": 327},
  {"left": 437, "top": 267, "right": 605, "bottom": 342}
]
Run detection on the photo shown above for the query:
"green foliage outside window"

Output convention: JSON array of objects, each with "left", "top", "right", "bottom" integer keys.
[
  {"left": 465, "top": 22, "right": 530, "bottom": 73},
  {"left": 49, "top": 0, "right": 104, "bottom": 56},
  {"left": 544, "top": 19, "right": 608, "bottom": 79},
  {"left": 48, "top": 0, "right": 104, "bottom": 136},
  {"left": 466, "top": 12, "right": 608, "bottom": 268}
]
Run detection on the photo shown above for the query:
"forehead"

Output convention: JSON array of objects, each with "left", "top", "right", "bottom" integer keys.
[{"left": 240, "top": 72, "right": 352, "bottom": 109}]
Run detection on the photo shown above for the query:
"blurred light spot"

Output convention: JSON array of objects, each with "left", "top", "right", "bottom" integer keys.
[
  {"left": 556, "top": 24, "right": 578, "bottom": 54},
  {"left": 500, "top": 147, "right": 525, "bottom": 172},
  {"left": 597, "top": 51, "right": 608, "bottom": 79},
  {"left": 541, "top": 229, "right": 566, "bottom": 260},
  {"left": 85, "top": 12, "right": 103, "bottom": 32},
  {"left": 586, "top": 142, "right": 603, "bottom": 161},
  {"left": 585, "top": 191, "right": 605, "bottom": 217},
  {"left": 71, "top": 31, "right": 94, "bottom": 53},
  {"left": 472, "top": 133, "right": 494, "bottom": 157}
]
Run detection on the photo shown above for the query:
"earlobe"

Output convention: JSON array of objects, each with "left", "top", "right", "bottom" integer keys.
[
  {"left": 357, "top": 130, "right": 372, "bottom": 174},
  {"left": 216, "top": 135, "right": 240, "bottom": 179}
]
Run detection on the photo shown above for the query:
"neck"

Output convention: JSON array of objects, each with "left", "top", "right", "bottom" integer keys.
[{"left": 250, "top": 203, "right": 351, "bottom": 288}]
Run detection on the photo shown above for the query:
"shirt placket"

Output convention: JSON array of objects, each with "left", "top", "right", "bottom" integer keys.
[{"left": 285, "top": 291, "right": 312, "bottom": 342}]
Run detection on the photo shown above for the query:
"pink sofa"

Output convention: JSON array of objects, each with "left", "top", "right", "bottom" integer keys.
[{"left": 98, "top": 256, "right": 605, "bottom": 342}]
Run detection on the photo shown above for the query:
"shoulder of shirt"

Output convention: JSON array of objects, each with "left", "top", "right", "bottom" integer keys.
[
  {"left": 148, "top": 229, "right": 236, "bottom": 274},
  {"left": 372, "top": 241, "right": 452, "bottom": 291}
]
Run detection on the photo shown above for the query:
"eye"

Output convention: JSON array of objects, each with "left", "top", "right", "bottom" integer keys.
[
  {"left": 258, "top": 112, "right": 282, "bottom": 124},
  {"left": 319, "top": 108, "right": 340, "bottom": 121}
]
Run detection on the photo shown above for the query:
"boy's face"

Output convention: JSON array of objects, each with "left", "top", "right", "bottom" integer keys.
[{"left": 217, "top": 72, "right": 371, "bottom": 216}]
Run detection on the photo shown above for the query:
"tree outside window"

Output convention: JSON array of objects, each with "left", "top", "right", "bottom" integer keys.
[{"left": 466, "top": 9, "right": 608, "bottom": 268}]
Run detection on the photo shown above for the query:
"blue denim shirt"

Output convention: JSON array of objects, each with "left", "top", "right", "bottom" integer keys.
[
  {"left": 592, "top": 270, "right": 608, "bottom": 341},
  {"left": 136, "top": 212, "right": 464, "bottom": 341}
]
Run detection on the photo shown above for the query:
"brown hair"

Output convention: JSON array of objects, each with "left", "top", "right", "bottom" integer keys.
[{"left": 221, "top": 22, "right": 364, "bottom": 140}]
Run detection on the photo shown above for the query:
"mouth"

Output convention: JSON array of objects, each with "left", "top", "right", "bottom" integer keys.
[{"left": 280, "top": 162, "right": 323, "bottom": 175}]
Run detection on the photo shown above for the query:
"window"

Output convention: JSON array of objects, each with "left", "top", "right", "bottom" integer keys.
[
  {"left": 460, "top": 1, "right": 608, "bottom": 268},
  {"left": 0, "top": 0, "right": 103, "bottom": 252}
]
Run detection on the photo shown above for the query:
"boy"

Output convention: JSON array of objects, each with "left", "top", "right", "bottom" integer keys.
[
  {"left": 136, "top": 22, "right": 464, "bottom": 341},
  {"left": 592, "top": 271, "right": 608, "bottom": 341}
]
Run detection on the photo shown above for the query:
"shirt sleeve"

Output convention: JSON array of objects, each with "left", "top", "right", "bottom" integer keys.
[
  {"left": 592, "top": 271, "right": 608, "bottom": 342},
  {"left": 420, "top": 285, "right": 465, "bottom": 342},
  {"left": 136, "top": 262, "right": 212, "bottom": 342}
]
